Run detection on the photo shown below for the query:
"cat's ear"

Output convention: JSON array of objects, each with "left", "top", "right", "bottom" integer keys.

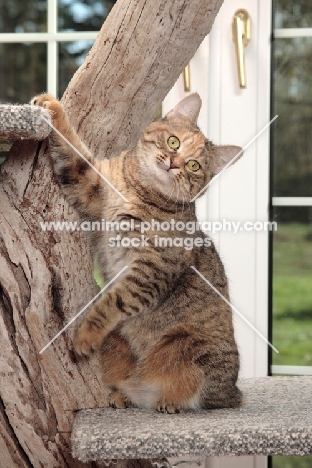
[
  {"left": 165, "top": 93, "right": 202, "bottom": 124},
  {"left": 213, "top": 145, "right": 243, "bottom": 175}
]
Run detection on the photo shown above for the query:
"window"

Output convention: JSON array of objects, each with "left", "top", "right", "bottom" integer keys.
[
  {"left": 270, "top": 1, "right": 312, "bottom": 466},
  {"left": 271, "top": 0, "right": 312, "bottom": 375},
  {"left": 0, "top": 0, "right": 116, "bottom": 164},
  {"left": 0, "top": 0, "right": 116, "bottom": 102}
]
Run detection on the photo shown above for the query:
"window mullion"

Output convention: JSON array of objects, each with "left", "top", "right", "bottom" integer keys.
[
  {"left": 47, "top": 0, "right": 58, "bottom": 96},
  {"left": 274, "top": 27, "right": 312, "bottom": 38},
  {"left": 272, "top": 197, "right": 312, "bottom": 206}
]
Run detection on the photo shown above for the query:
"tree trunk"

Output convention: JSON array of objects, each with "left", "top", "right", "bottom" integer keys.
[{"left": 0, "top": 0, "right": 224, "bottom": 466}]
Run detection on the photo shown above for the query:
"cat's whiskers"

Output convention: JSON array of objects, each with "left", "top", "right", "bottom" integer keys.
[
  {"left": 174, "top": 177, "right": 186, "bottom": 213},
  {"left": 181, "top": 185, "right": 188, "bottom": 213},
  {"left": 163, "top": 179, "right": 176, "bottom": 207},
  {"left": 173, "top": 177, "right": 181, "bottom": 216},
  {"left": 164, "top": 175, "right": 189, "bottom": 215},
  {"left": 177, "top": 179, "right": 185, "bottom": 213},
  {"left": 182, "top": 179, "right": 191, "bottom": 213},
  {"left": 164, "top": 176, "right": 177, "bottom": 211},
  {"left": 180, "top": 181, "right": 192, "bottom": 216}
]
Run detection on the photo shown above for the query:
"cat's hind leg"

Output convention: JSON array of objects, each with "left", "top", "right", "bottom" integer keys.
[
  {"left": 98, "top": 323, "right": 203, "bottom": 413},
  {"left": 117, "top": 326, "right": 241, "bottom": 413},
  {"left": 100, "top": 323, "right": 241, "bottom": 413},
  {"left": 109, "top": 390, "right": 135, "bottom": 409},
  {"left": 99, "top": 323, "right": 138, "bottom": 408},
  {"left": 119, "top": 326, "right": 206, "bottom": 413}
]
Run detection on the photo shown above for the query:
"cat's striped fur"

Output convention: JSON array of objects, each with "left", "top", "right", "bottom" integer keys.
[{"left": 32, "top": 93, "right": 242, "bottom": 412}]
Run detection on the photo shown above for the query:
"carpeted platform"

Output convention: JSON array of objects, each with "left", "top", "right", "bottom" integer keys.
[
  {"left": 0, "top": 104, "right": 52, "bottom": 145},
  {"left": 72, "top": 376, "right": 312, "bottom": 462}
]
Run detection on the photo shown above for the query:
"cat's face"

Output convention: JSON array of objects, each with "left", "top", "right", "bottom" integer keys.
[
  {"left": 139, "top": 119, "right": 213, "bottom": 203},
  {"left": 137, "top": 93, "right": 242, "bottom": 205}
]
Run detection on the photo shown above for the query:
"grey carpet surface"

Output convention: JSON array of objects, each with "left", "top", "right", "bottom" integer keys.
[
  {"left": 72, "top": 376, "right": 312, "bottom": 461},
  {"left": 0, "top": 105, "right": 52, "bottom": 141}
]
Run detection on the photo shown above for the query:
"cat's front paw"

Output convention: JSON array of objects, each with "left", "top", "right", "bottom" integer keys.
[
  {"left": 74, "top": 320, "right": 106, "bottom": 356},
  {"left": 31, "top": 93, "right": 65, "bottom": 129}
]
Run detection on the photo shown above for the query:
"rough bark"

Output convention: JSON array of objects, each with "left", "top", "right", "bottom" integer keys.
[
  {"left": 0, "top": 0, "right": 224, "bottom": 466},
  {"left": 62, "top": 0, "right": 224, "bottom": 158}
]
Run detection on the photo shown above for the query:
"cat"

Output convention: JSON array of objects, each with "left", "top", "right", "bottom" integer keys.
[{"left": 31, "top": 92, "right": 242, "bottom": 413}]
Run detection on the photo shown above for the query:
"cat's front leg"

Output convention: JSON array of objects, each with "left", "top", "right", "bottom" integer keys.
[
  {"left": 31, "top": 94, "right": 70, "bottom": 138},
  {"left": 31, "top": 93, "right": 94, "bottom": 162},
  {"left": 31, "top": 94, "right": 104, "bottom": 219},
  {"left": 73, "top": 298, "right": 122, "bottom": 356},
  {"left": 74, "top": 257, "right": 180, "bottom": 356},
  {"left": 74, "top": 288, "right": 138, "bottom": 356}
]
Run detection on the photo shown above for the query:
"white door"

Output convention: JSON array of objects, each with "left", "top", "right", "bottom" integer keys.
[{"left": 164, "top": 0, "right": 272, "bottom": 467}]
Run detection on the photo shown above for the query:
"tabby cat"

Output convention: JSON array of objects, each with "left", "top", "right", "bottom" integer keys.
[{"left": 32, "top": 92, "right": 242, "bottom": 413}]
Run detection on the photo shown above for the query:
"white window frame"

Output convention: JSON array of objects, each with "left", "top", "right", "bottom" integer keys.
[{"left": 0, "top": 0, "right": 98, "bottom": 97}]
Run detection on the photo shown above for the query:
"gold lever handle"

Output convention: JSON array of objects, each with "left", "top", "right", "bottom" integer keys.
[
  {"left": 232, "top": 9, "right": 251, "bottom": 88},
  {"left": 183, "top": 63, "right": 191, "bottom": 92}
]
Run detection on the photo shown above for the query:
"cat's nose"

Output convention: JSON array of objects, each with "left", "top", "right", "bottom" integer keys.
[{"left": 169, "top": 158, "right": 180, "bottom": 169}]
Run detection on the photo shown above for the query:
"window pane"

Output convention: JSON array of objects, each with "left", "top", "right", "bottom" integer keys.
[
  {"left": 58, "top": 40, "right": 94, "bottom": 97},
  {"left": 58, "top": 0, "right": 116, "bottom": 32},
  {"left": 0, "top": 0, "right": 47, "bottom": 33},
  {"left": 0, "top": 43, "right": 47, "bottom": 103},
  {"left": 272, "top": 207, "right": 312, "bottom": 367},
  {"left": 274, "top": 0, "right": 312, "bottom": 29},
  {"left": 272, "top": 37, "right": 312, "bottom": 197}
]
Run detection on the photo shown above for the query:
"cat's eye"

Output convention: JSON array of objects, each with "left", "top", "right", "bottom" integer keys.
[
  {"left": 167, "top": 136, "right": 180, "bottom": 150},
  {"left": 187, "top": 160, "right": 200, "bottom": 172}
]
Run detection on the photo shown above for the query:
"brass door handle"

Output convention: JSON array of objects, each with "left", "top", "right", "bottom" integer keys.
[
  {"left": 183, "top": 63, "right": 191, "bottom": 92},
  {"left": 232, "top": 9, "right": 251, "bottom": 88}
]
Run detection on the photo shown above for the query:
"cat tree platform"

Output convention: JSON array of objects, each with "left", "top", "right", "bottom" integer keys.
[
  {"left": 0, "top": 104, "right": 52, "bottom": 150},
  {"left": 72, "top": 376, "right": 312, "bottom": 463}
]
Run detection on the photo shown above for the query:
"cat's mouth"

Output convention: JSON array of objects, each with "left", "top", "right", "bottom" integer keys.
[
  {"left": 156, "top": 156, "right": 181, "bottom": 173},
  {"left": 165, "top": 156, "right": 181, "bottom": 172},
  {"left": 168, "top": 160, "right": 180, "bottom": 171}
]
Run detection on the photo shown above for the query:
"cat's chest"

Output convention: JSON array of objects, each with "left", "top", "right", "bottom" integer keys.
[
  {"left": 98, "top": 200, "right": 141, "bottom": 277},
  {"left": 103, "top": 198, "right": 138, "bottom": 224}
]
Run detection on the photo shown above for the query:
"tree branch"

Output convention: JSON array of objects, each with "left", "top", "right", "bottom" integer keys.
[{"left": 63, "top": 0, "right": 224, "bottom": 158}]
